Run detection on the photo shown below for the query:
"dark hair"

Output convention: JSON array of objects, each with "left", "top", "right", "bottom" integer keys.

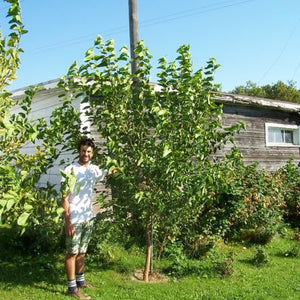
[{"left": 78, "top": 138, "right": 95, "bottom": 151}]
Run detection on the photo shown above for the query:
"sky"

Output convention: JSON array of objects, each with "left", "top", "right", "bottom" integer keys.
[{"left": 1, "top": 0, "right": 300, "bottom": 92}]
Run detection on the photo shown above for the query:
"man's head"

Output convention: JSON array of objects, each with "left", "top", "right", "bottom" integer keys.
[{"left": 78, "top": 138, "right": 95, "bottom": 166}]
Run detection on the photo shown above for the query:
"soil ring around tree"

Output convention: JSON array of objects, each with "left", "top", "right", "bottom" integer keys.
[{"left": 132, "top": 270, "right": 169, "bottom": 283}]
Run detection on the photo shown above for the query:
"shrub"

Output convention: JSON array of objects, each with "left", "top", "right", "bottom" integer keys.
[
  {"left": 222, "top": 164, "right": 284, "bottom": 244},
  {"left": 87, "top": 218, "right": 129, "bottom": 265},
  {"left": 251, "top": 246, "right": 270, "bottom": 266},
  {"left": 183, "top": 235, "right": 217, "bottom": 259},
  {"left": 278, "top": 161, "right": 300, "bottom": 228},
  {"left": 294, "top": 228, "right": 300, "bottom": 242},
  {"left": 283, "top": 244, "right": 300, "bottom": 258},
  {"left": 213, "top": 251, "right": 235, "bottom": 277}
]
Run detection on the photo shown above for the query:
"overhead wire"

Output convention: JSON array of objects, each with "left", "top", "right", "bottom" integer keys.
[
  {"left": 24, "top": 0, "right": 255, "bottom": 54},
  {"left": 258, "top": 16, "right": 300, "bottom": 85}
]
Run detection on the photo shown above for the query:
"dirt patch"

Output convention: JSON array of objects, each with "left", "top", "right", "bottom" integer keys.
[{"left": 132, "top": 269, "right": 169, "bottom": 283}]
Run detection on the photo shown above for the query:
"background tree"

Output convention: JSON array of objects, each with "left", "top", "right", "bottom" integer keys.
[
  {"left": 61, "top": 37, "right": 245, "bottom": 281},
  {"left": 232, "top": 80, "right": 300, "bottom": 103}
]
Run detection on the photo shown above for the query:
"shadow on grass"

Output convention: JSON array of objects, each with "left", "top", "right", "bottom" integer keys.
[{"left": 0, "top": 226, "right": 65, "bottom": 294}]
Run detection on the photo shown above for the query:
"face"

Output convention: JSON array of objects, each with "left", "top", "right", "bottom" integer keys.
[{"left": 78, "top": 145, "right": 94, "bottom": 166}]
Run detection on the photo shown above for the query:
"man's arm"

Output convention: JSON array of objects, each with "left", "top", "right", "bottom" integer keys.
[{"left": 62, "top": 194, "right": 75, "bottom": 236}]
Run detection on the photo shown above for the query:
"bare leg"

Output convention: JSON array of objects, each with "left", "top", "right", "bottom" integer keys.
[
  {"left": 76, "top": 253, "right": 86, "bottom": 274},
  {"left": 65, "top": 253, "right": 77, "bottom": 280}
]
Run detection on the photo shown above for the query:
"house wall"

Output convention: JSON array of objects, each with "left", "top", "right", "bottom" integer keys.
[{"left": 221, "top": 103, "right": 300, "bottom": 171}]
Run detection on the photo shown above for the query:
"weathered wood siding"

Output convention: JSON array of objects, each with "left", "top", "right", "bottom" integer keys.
[{"left": 220, "top": 102, "right": 300, "bottom": 171}]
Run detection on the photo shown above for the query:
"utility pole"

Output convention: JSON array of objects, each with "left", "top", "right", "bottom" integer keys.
[
  {"left": 128, "top": 1, "right": 153, "bottom": 279},
  {"left": 128, "top": 0, "right": 139, "bottom": 74}
]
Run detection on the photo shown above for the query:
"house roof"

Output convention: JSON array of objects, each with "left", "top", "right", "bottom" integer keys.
[
  {"left": 11, "top": 78, "right": 61, "bottom": 98},
  {"left": 217, "top": 93, "right": 300, "bottom": 113},
  {"left": 11, "top": 78, "right": 300, "bottom": 114}
]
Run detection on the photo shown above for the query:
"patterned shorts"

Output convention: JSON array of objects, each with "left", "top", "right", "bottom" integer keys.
[{"left": 65, "top": 219, "right": 94, "bottom": 254}]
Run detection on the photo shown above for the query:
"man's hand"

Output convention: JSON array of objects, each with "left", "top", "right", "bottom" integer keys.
[
  {"left": 107, "top": 167, "right": 118, "bottom": 177},
  {"left": 65, "top": 220, "right": 75, "bottom": 236}
]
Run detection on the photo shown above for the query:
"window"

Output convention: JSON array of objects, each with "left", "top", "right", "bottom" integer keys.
[{"left": 265, "top": 123, "right": 300, "bottom": 147}]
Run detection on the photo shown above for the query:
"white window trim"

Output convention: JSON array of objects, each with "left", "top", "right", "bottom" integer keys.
[{"left": 265, "top": 122, "right": 300, "bottom": 147}]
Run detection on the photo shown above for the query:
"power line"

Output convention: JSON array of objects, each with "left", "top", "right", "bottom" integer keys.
[
  {"left": 138, "top": 0, "right": 254, "bottom": 28},
  {"left": 25, "top": 0, "right": 255, "bottom": 55},
  {"left": 259, "top": 16, "right": 300, "bottom": 84}
]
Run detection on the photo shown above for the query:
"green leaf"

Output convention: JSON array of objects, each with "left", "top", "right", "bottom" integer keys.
[
  {"left": 56, "top": 207, "right": 65, "bottom": 215},
  {"left": 134, "top": 191, "right": 144, "bottom": 203},
  {"left": 3, "top": 191, "right": 18, "bottom": 200},
  {"left": 163, "top": 144, "right": 172, "bottom": 158},
  {"left": 137, "top": 155, "right": 144, "bottom": 166},
  {"left": 6, "top": 199, "right": 15, "bottom": 211},
  {"left": 17, "top": 212, "right": 30, "bottom": 226},
  {"left": 2, "top": 111, "right": 12, "bottom": 129},
  {"left": 24, "top": 204, "right": 33, "bottom": 211},
  {"left": 60, "top": 168, "right": 77, "bottom": 197}
]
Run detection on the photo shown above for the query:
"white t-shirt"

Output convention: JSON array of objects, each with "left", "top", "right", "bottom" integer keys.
[{"left": 62, "top": 161, "right": 107, "bottom": 224}]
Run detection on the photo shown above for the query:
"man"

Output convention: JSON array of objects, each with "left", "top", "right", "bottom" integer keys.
[{"left": 61, "top": 138, "right": 114, "bottom": 299}]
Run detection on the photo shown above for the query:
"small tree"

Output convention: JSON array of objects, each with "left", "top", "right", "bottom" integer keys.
[
  {"left": 0, "top": 0, "right": 81, "bottom": 237},
  {"left": 62, "top": 36, "right": 245, "bottom": 281}
]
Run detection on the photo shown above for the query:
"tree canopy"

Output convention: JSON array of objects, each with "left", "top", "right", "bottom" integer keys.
[
  {"left": 232, "top": 80, "right": 300, "bottom": 103},
  {"left": 61, "top": 37, "right": 245, "bottom": 281}
]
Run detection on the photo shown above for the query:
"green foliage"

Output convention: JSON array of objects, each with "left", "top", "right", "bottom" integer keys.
[
  {"left": 176, "top": 160, "right": 284, "bottom": 248},
  {"left": 284, "top": 244, "right": 300, "bottom": 258},
  {"left": 278, "top": 160, "right": 300, "bottom": 228},
  {"left": 0, "top": 0, "right": 27, "bottom": 89},
  {"left": 219, "top": 163, "right": 283, "bottom": 243},
  {"left": 0, "top": 1, "right": 82, "bottom": 237},
  {"left": 61, "top": 37, "right": 245, "bottom": 270},
  {"left": 251, "top": 246, "right": 270, "bottom": 266},
  {"left": 209, "top": 250, "right": 235, "bottom": 277},
  {"left": 232, "top": 80, "right": 300, "bottom": 103},
  {"left": 60, "top": 168, "right": 77, "bottom": 198},
  {"left": 87, "top": 220, "right": 121, "bottom": 265},
  {"left": 163, "top": 247, "right": 235, "bottom": 278}
]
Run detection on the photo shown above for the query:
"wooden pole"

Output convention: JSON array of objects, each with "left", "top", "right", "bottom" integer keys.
[{"left": 128, "top": 0, "right": 139, "bottom": 74}]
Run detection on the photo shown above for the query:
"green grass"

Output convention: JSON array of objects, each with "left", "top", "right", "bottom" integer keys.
[{"left": 0, "top": 231, "right": 299, "bottom": 300}]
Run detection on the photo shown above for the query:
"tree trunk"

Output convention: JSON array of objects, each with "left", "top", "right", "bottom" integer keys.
[
  {"left": 143, "top": 217, "right": 153, "bottom": 282},
  {"left": 157, "top": 234, "right": 167, "bottom": 261}
]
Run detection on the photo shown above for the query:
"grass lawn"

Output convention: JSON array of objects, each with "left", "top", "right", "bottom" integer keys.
[{"left": 0, "top": 232, "right": 299, "bottom": 300}]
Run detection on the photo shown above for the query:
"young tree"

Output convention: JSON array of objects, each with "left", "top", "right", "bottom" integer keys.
[
  {"left": 61, "top": 37, "right": 245, "bottom": 281},
  {"left": 0, "top": 0, "right": 81, "bottom": 236}
]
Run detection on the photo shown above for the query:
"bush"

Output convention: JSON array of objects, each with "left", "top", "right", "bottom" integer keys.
[
  {"left": 192, "top": 163, "right": 284, "bottom": 245},
  {"left": 212, "top": 251, "right": 235, "bottom": 277},
  {"left": 87, "top": 218, "right": 127, "bottom": 265},
  {"left": 251, "top": 246, "right": 270, "bottom": 266},
  {"left": 283, "top": 244, "right": 300, "bottom": 258},
  {"left": 163, "top": 246, "right": 235, "bottom": 278},
  {"left": 278, "top": 161, "right": 300, "bottom": 228},
  {"left": 222, "top": 164, "right": 284, "bottom": 244}
]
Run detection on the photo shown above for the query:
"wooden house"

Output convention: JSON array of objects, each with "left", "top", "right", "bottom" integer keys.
[{"left": 217, "top": 93, "right": 300, "bottom": 170}]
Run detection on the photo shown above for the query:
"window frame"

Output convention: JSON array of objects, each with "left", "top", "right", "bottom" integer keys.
[{"left": 265, "top": 122, "right": 300, "bottom": 147}]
